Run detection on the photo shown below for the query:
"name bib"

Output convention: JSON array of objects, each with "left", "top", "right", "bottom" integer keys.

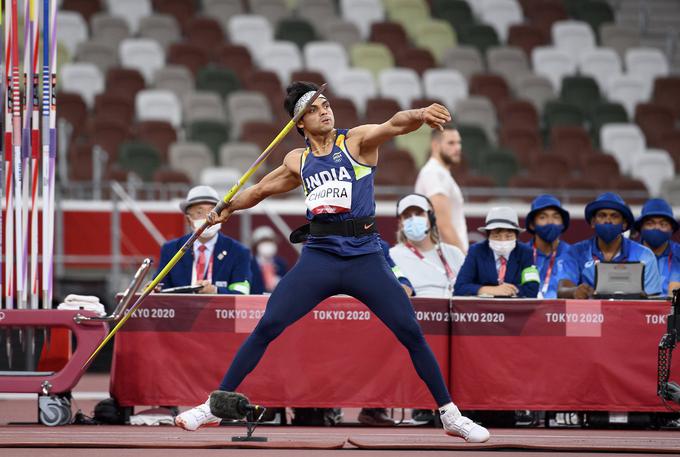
[{"left": 305, "top": 180, "right": 352, "bottom": 215}]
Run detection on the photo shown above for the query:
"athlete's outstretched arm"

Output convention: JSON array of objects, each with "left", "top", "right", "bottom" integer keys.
[{"left": 208, "top": 150, "right": 302, "bottom": 224}]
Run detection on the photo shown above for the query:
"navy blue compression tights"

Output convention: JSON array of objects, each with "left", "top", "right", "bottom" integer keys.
[{"left": 219, "top": 247, "right": 452, "bottom": 407}]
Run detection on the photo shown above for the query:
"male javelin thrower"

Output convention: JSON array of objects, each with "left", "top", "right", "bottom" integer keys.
[{"left": 175, "top": 81, "right": 490, "bottom": 442}]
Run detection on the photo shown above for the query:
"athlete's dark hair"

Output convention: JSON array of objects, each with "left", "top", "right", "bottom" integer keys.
[{"left": 284, "top": 81, "right": 320, "bottom": 136}]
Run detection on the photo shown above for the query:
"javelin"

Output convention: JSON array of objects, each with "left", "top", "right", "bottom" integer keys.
[{"left": 83, "top": 83, "right": 328, "bottom": 367}]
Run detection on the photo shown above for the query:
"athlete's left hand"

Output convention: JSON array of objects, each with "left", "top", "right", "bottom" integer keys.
[{"left": 421, "top": 104, "right": 452, "bottom": 131}]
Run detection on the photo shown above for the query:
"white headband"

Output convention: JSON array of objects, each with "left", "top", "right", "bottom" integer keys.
[{"left": 294, "top": 91, "right": 325, "bottom": 117}]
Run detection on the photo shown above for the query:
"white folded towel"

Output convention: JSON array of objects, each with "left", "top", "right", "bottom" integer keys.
[{"left": 64, "top": 294, "right": 101, "bottom": 304}]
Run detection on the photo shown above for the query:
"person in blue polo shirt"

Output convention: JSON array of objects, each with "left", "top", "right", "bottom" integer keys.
[
  {"left": 523, "top": 195, "right": 571, "bottom": 299},
  {"left": 557, "top": 192, "right": 661, "bottom": 299},
  {"left": 634, "top": 198, "right": 680, "bottom": 296},
  {"left": 454, "top": 206, "right": 539, "bottom": 297}
]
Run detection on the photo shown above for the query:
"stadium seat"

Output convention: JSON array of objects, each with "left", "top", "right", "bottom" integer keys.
[
  {"left": 456, "top": 124, "right": 491, "bottom": 170},
  {"left": 196, "top": 67, "right": 241, "bottom": 99},
  {"left": 220, "top": 142, "right": 262, "bottom": 171},
  {"left": 577, "top": 48, "right": 622, "bottom": 93},
  {"left": 660, "top": 177, "right": 680, "bottom": 205},
  {"left": 559, "top": 75, "right": 602, "bottom": 113},
  {"left": 499, "top": 125, "right": 542, "bottom": 166},
  {"left": 256, "top": 41, "right": 303, "bottom": 85},
  {"left": 243, "top": 70, "right": 285, "bottom": 108},
  {"left": 186, "top": 17, "right": 225, "bottom": 51},
  {"left": 166, "top": 43, "right": 210, "bottom": 76},
  {"left": 69, "top": 142, "right": 98, "bottom": 182},
  {"left": 658, "top": 131, "right": 680, "bottom": 173},
  {"left": 292, "top": 68, "right": 327, "bottom": 85},
  {"left": 458, "top": 24, "right": 500, "bottom": 55},
  {"left": 579, "top": 153, "right": 620, "bottom": 177},
  {"left": 340, "top": 0, "right": 385, "bottom": 38},
  {"left": 605, "top": 74, "right": 650, "bottom": 118},
  {"left": 440, "top": 46, "right": 485, "bottom": 81},
  {"left": 551, "top": 20, "right": 595, "bottom": 60},
  {"left": 135, "top": 89, "right": 182, "bottom": 127},
  {"left": 200, "top": 167, "right": 244, "bottom": 190},
  {"left": 498, "top": 100, "right": 539, "bottom": 130},
  {"left": 94, "top": 93, "right": 135, "bottom": 124},
  {"left": 204, "top": 0, "right": 245, "bottom": 31},
  {"left": 304, "top": 41, "right": 349, "bottom": 85},
  {"left": 139, "top": 14, "right": 181, "bottom": 50},
  {"left": 216, "top": 44, "right": 255, "bottom": 83},
  {"left": 630, "top": 149, "right": 674, "bottom": 196},
  {"left": 374, "top": 148, "right": 418, "bottom": 187},
  {"left": 507, "top": 24, "right": 548, "bottom": 58},
  {"left": 228, "top": 15, "right": 274, "bottom": 59},
  {"left": 481, "top": 146, "right": 519, "bottom": 186},
  {"left": 183, "top": 92, "right": 228, "bottom": 124},
  {"left": 514, "top": 74, "right": 555, "bottom": 112},
  {"left": 378, "top": 68, "right": 422, "bottom": 110},
  {"left": 600, "top": 123, "right": 646, "bottom": 174},
  {"left": 57, "top": 11, "right": 89, "bottom": 56},
  {"left": 469, "top": 74, "right": 511, "bottom": 110},
  {"left": 332, "top": 68, "right": 378, "bottom": 115},
  {"left": 384, "top": 0, "right": 430, "bottom": 39},
  {"left": 486, "top": 46, "right": 530, "bottom": 87},
  {"left": 118, "top": 141, "right": 161, "bottom": 181},
  {"left": 456, "top": 97, "right": 497, "bottom": 143},
  {"left": 350, "top": 43, "right": 395, "bottom": 79},
  {"left": 169, "top": 142, "right": 216, "bottom": 183},
  {"left": 600, "top": 24, "right": 640, "bottom": 59},
  {"left": 431, "top": 0, "right": 474, "bottom": 31},
  {"left": 61, "top": 63, "right": 104, "bottom": 108},
  {"left": 413, "top": 20, "right": 457, "bottom": 63},
  {"left": 364, "top": 97, "right": 401, "bottom": 124},
  {"left": 653, "top": 77, "right": 680, "bottom": 118},
  {"left": 549, "top": 125, "right": 593, "bottom": 159},
  {"left": 63, "top": 0, "right": 102, "bottom": 22},
  {"left": 634, "top": 103, "right": 675, "bottom": 147},
  {"left": 479, "top": 0, "right": 523, "bottom": 42},
  {"left": 227, "top": 91, "right": 274, "bottom": 138},
  {"left": 105, "top": 68, "right": 146, "bottom": 100},
  {"left": 89, "top": 119, "right": 131, "bottom": 162},
  {"left": 625, "top": 47, "right": 670, "bottom": 92},
  {"left": 135, "top": 120, "right": 177, "bottom": 161},
  {"left": 543, "top": 100, "right": 585, "bottom": 129},
  {"left": 423, "top": 69, "right": 468, "bottom": 110},
  {"left": 394, "top": 124, "right": 431, "bottom": 167},
  {"left": 320, "top": 19, "right": 362, "bottom": 50},
  {"left": 75, "top": 42, "right": 119, "bottom": 75},
  {"left": 297, "top": 0, "right": 337, "bottom": 26},
  {"left": 241, "top": 121, "right": 282, "bottom": 151},
  {"left": 119, "top": 39, "right": 165, "bottom": 83},
  {"left": 573, "top": 0, "right": 614, "bottom": 37},
  {"left": 275, "top": 18, "right": 318, "bottom": 49},
  {"left": 154, "top": 0, "right": 197, "bottom": 31},
  {"left": 529, "top": 154, "right": 570, "bottom": 183},
  {"left": 395, "top": 48, "right": 436, "bottom": 76},
  {"left": 58, "top": 92, "right": 88, "bottom": 132},
  {"left": 369, "top": 22, "right": 409, "bottom": 56},
  {"left": 508, "top": 174, "right": 551, "bottom": 191},
  {"left": 523, "top": 0, "right": 567, "bottom": 35},
  {"left": 152, "top": 167, "right": 192, "bottom": 186},
  {"left": 188, "top": 120, "right": 230, "bottom": 160},
  {"left": 105, "top": 0, "right": 151, "bottom": 33},
  {"left": 249, "top": 0, "right": 289, "bottom": 25},
  {"left": 589, "top": 101, "right": 629, "bottom": 146},
  {"left": 531, "top": 46, "right": 576, "bottom": 91},
  {"left": 153, "top": 65, "right": 194, "bottom": 101},
  {"left": 609, "top": 176, "right": 648, "bottom": 203},
  {"left": 91, "top": 13, "right": 130, "bottom": 48},
  {"left": 331, "top": 97, "right": 361, "bottom": 127}
]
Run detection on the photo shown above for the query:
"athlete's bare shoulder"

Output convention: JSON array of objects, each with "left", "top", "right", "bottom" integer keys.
[{"left": 282, "top": 148, "right": 305, "bottom": 177}]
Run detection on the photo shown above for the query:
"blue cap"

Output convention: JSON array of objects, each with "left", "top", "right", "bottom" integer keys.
[
  {"left": 584, "top": 192, "right": 634, "bottom": 228},
  {"left": 633, "top": 198, "right": 679, "bottom": 232},
  {"left": 525, "top": 194, "right": 570, "bottom": 234}
]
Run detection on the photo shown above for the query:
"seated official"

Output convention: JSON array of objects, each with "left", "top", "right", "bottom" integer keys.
[
  {"left": 634, "top": 198, "right": 680, "bottom": 296},
  {"left": 389, "top": 193, "right": 465, "bottom": 297},
  {"left": 557, "top": 192, "right": 661, "bottom": 299},
  {"left": 522, "top": 194, "right": 571, "bottom": 299},
  {"left": 250, "top": 226, "right": 289, "bottom": 294},
  {"left": 454, "top": 207, "right": 539, "bottom": 298},
  {"left": 156, "top": 186, "right": 252, "bottom": 294}
]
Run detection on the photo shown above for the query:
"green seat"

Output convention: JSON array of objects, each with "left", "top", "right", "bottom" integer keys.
[
  {"left": 458, "top": 24, "right": 500, "bottom": 55},
  {"left": 350, "top": 43, "right": 395, "bottom": 79},
  {"left": 385, "top": 0, "right": 430, "bottom": 39},
  {"left": 575, "top": 0, "right": 615, "bottom": 38},
  {"left": 394, "top": 125, "right": 431, "bottom": 167},
  {"left": 196, "top": 66, "right": 240, "bottom": 99},
  {"left": 118, "top": 141, "right": 161, "bottom": 181},
  {"left": 431, "top": 0, "right": 474, "bottom": 31},
  {"left": 481, "top": 147, "right": 519, "bottom": 187},
  {"left": 543, "top": 100, "right": 586, "bottom": 130},
  {"left": 188, "top": 120, "right": 230, "bottom": 161},
  {"left": 562, "top": 0, "right": 590, "bottom": 17},
  {"left": 456, "top": 124, "right": 490, "bottom": 172},
  {"left": 559, "top": 75, "right": 601, "bottom": 113},
  {"left": 589, "top": 101, "right": 628, "bottom": 146},
  {"left": 414, "top": 20, "right": 457, "bottom": 62},
  {"left": 275, "top": 17, "right": 317, "bottom": 49}
]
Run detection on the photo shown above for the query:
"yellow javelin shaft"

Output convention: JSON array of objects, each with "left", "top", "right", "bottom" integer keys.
[{"left": 83, "top": 84, "right": 327, "bottom": 368}]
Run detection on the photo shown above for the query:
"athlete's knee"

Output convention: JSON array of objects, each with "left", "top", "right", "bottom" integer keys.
[{"left": 252, "top": 316, "right": 288, "bottom": 342}]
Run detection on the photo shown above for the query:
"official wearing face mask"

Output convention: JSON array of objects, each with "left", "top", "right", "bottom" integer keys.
[
  {"left": 523, "top": 195, "right": 571, "bottom": 299},
  {"left": 557, "top": 192, "right": 662, "bottom": 299},
  {"left": 388, "top": 194, "right": 465, "bottom": 298},
  {"left": 155, "top": 186, "right": 253, "bottom": 294},
  {"left": 249, "top": 226, "right": 289, "bottom": 294},
  {"left": 634, "top": 198, "right": 680, "bottom": 296},
  {"left": 454, "top": 207, "right": 539, "bottom": 297}
]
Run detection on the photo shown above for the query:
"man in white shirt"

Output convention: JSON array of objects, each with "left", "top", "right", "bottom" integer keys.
[
  {"left": 389, "top": 194, "right": 466, "bottom": 298},
  {"left": 415, "top": 125, "right": 468, "bottom": 253}
]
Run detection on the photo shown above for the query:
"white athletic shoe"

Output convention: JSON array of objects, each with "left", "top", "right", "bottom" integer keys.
[
  {"left": 439, "top": 403, "right": 490, "bottom": 443},
  {"left": 174, "top": 401, "right": 221, "bottom": 431}
]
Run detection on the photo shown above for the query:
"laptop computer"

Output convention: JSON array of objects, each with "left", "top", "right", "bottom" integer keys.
[{"left": 593, "top": 261, "right": 645, "bottom": 299}]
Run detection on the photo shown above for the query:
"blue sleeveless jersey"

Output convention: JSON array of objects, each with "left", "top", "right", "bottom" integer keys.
[{"left": 300, "top": 128, "right": 381, "bottom": 257}]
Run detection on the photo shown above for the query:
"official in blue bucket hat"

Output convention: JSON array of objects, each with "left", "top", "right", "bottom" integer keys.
[
  {"left": 557, "top": 192, "right": 661, "bottom": 298},
  {"left": 523, "top": 195, "right": 571, "bottom": 298},
  {"left": 634, "top": 198, "right": 680, "bottom": 296}
]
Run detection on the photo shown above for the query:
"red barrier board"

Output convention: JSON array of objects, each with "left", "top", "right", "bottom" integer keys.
[{"left": 109, "top": 295, "right": 679, "bottom": 411}]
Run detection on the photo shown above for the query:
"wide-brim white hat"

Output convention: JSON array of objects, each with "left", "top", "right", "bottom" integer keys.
[
  {"left": 179, "top": 185, "right": 220, "bottom": 213},
  {"left": 477, "top": 206, "right": 524, "bottom": 233}
]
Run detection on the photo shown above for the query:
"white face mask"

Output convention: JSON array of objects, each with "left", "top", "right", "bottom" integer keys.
[
  {"left": 192, "top": 218, "right": 221, "bottom": 239},
  {"left": 257, "top": 241, "right": 278, "bottom": 258},
  {"left": 489, "top": 239, "right": 516, "bottom": 257}
]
